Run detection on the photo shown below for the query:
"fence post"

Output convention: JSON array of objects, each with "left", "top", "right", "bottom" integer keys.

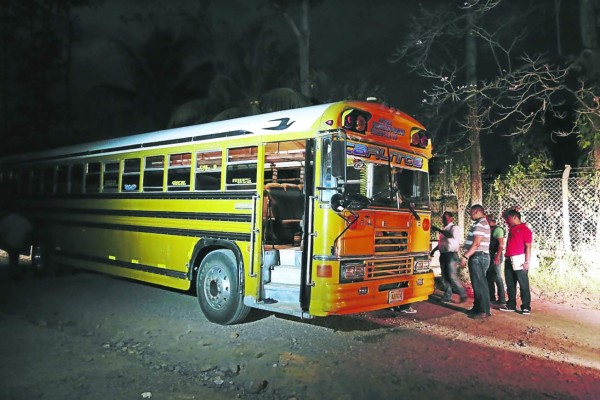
[{"left": 562, "top": 165, "right": 571, "bottom": 252}]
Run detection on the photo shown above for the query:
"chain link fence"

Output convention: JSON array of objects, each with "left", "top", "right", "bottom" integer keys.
[{"left": 433, "top": 166, "right": 600, "bottom": 279}]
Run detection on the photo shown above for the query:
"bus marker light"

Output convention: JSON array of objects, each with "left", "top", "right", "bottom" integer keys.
[
  {"left": 317, "top": 264, "right": 332, "bottom": 277},
  {"left": 131, "top": 259, "right": 139, "bottom": 264},
  {"left": 422, "top": 218, "right": 430, "bottom": 231},
  {"left": 358, "top": 287, "right": 368, "bottom": 295},
  {"left": 417, "top": 279, "right": 424, "bottom": 285},
  {"left": 108, "top": 255, "right": 116, "bottom": 260},
  {"left": 325, "top": 119, "right": 334, "bottom": 126}
]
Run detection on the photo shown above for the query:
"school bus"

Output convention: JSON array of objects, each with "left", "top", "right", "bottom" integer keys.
[{"left": 0, "top": 100, "right": 434, "bottom": 324}]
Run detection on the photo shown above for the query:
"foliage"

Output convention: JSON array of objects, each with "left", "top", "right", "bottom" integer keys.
[
  {"left": 89, "top": 28, "right": 213, "bottom": 136},
  {"left": 531, "top": 251, "right": 600, "bottom": 306},
  {"left": 169, "top": 22, "right": 310, "bottom": 126}
]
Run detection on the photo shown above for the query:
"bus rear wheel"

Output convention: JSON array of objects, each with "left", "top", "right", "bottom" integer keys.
[
  {"left": 31, "top": 241, "right": 56, "bottom": 277},
  {"left": 196, "top": 249, "right": 250, "bottom": 325}
]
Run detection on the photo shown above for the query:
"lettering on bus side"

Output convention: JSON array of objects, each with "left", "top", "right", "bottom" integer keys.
[{"left": 346, "top": 142, "right": 424, "bottom": 169}]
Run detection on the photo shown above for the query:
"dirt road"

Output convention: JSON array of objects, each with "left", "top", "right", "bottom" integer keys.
[{"left": 1, "top": 259, "right": 599, "bottom": 400}]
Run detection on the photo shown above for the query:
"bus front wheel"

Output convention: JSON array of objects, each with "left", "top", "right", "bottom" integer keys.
[{"left": 196, "top": 249, "right": 250, "bottom": 325}]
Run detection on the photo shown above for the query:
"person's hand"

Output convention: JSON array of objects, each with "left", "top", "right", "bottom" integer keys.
[
  {"left": 460, "top": 257, "right": 467, "bottom": 268},
  {"left": 494, "top": 254, "right": 501, "bottom": 265},
  {"left": 523, "top": 262, "right": 529, "bottom": 271}
]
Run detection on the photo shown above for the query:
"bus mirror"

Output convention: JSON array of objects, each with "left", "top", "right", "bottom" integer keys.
[
  {"left": 331, "top": 192, "right": 370, "bottom": 212},
  {"left": 331, "top": 141, "right": 346, "bottom": 179}
]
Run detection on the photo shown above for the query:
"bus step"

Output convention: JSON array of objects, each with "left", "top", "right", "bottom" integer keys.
[
  {"left": 263, "top": 282, "right": 300, "bottom": 304},
  {"left": 270, "top": 264, "right": 301, "bottom": 284},
  {"left": 278, "top": 248, "right": 302, "bottom": 266}
]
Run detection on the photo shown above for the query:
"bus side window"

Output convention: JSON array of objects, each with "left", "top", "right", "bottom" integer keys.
[
  {"left": 30, "top": 169, "right": 42, "bottom": 194},
  {"left": 122, "top": 158, "right": 141, "bottom": 192},
  {"left": 71, "top": 164, "right": 84, "bottom": 194},
  {"left": 143, "top": 155, "right": 164, "bottom": 192},
  {"left": 226, "top": 146, "right": 258, "bottom": 191},
  {"left": 42, "top": 167, "right": 55, "bottom": 194},
  {"left": 195, "top": 150, "right": 222, "bottom": 191},
  {"left": 56, "top": 165, "right": 70, "bottom": 194},
  {"left": 168, "top": 153, "right": 191, "bottom": 191},
  {"left": 103, "top": 162, "right": 119, "bottom": 193},
  {"left": 17, "top": 170, "right": 29, "bottom": 195},
  {"left": 85, "top": 162, "right": 101, "bottom": 193}
]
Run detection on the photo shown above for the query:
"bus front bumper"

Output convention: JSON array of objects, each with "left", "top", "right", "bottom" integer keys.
[{"left": 310, "top": 271, "right": 435, "bottom": 316}]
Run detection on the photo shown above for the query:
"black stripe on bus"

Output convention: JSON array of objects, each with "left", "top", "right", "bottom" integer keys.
[
  {"left": 59, "top": 250, "right": 188, "bottom": 280},
  {"left": 29, "top": 191, "right": 256, "bottom": 201},
  {"left": 35, "top": 208, "right": 252, "bottom": 223},
  {"left": 50, "top": 219, "right": 252, "bottom": 242},
  {"left": 4, "top": 130, "right": 252, "bottom": 165}
]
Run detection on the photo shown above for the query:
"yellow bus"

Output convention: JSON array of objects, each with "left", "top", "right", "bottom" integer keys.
[{"left": 0, "top": 100, "right": 434, "bottom": 324}]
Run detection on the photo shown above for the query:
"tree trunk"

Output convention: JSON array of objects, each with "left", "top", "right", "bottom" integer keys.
[
  {"left": 282, "top": 0, "right": 311, "bottom": 99},
  {"left": 466, "top": 10, "right": 482, "bottom": 205},
  {"left": 561, "top": 165, "right": 571, "bottom": 252},
  {"left": 579, "top": 0, "right": 600, "bottom": 169},
  {"left": 298, "top": 0, "right": 310, "bottom": 99}
]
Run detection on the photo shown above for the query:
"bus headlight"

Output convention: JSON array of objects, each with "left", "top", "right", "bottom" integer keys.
[
  {"left": 413, "top": 259, "right": 430, "bottom": 273},
  {"left": 341, "top": 263, "right": 365, "bottom": 282}
]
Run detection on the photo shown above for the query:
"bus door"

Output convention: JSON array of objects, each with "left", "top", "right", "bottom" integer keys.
[{"left": 259, "top": 140, "right": 314, "bottom": 313}]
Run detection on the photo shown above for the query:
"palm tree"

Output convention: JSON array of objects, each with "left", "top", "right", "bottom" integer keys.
[
  {"left": 89, "top": 27, "right": 213, "bottom": 137},
  {"left": 168, "top": 23, "right": 310, "bottom": 128}
]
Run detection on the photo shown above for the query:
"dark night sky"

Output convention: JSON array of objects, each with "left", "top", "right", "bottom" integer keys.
[{"left": 12, "top": 0, "right": 585, "bottom": 172}]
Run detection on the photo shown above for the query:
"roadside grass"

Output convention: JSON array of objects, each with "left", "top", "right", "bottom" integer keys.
[{"left": 531, "top": 251, "right": 600, "bottom": 308}]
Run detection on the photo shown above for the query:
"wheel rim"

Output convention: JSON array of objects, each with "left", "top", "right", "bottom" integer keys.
[
  {"left": 31, "top": 244, "right": 44, "bottom": 271},
  {"left": 202, "top": 265, "right": 231, "bottom": 310}
]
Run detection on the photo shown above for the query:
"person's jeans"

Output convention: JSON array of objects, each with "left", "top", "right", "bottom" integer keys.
[
  {"left": 439, "top": 252, "right": 466, "bottom": 301},
  {"left": 504, "top": 258, "right": 531, "bottom": 311},
  {"left": 486, "top": 253, "right": 506, "bottom": 303},
  {"left": 468, "top": 252, "right": 491, "bottom": 315}
]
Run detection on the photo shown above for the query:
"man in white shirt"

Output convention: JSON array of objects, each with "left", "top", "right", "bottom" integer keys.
[{"left": 431, "top": 212, "right": 467, "bottom": 303}]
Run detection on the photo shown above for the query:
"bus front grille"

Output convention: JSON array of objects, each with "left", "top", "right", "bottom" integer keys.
[
  {"left": 374, "top": 229, "right": 409, "bottom": 255},
  {"left": 365, "top": 257, "right": 413, "bottom": 279}
]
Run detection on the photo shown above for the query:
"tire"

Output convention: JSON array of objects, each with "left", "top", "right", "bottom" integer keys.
[
  {"left": 31, "top": 240, "right": 61, "bottom": 277},
  {"left": 196, "top": 249, "right": 250, "bottom": 325}
]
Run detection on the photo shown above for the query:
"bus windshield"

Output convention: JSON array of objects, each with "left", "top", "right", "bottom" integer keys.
[{"left": 345, "top": 158, "right": 430, "bottom": 210}]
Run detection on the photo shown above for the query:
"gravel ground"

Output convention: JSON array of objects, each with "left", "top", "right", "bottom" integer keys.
[{"left": 1, "top": 252, "right": 599, "bottom": 400}]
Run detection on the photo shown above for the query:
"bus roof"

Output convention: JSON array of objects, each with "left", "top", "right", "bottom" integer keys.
[{"left": 0, "top": 101, "right": 428, "bottom": 166}]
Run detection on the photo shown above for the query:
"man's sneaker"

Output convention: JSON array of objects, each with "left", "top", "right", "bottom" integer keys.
[
  {"left": 498, "top": 305, "right": 517, "bottom": 312},
  {"left": 399, "top": 306, "right": 417, "bottom": 314},
  {"left": 469, "top": 312, "right": 491, "bottom": 320},
  {"left": 521, "top": 309, "right": 531, "bottom": 315}
]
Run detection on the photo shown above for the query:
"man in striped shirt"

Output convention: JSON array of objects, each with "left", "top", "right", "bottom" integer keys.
[{"left": 460, "top": 204, "right": 491, "bottom": 319}]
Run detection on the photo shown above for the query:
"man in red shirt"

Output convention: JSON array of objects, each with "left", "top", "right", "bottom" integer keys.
[{"left": 499, "top": 209, "right": 533, "bottom": 315}]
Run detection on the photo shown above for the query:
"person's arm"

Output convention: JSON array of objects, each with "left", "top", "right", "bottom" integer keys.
[
  {"left": 430, "top": 245, "right": 438, "bottom": 257},
  {"left": 437, "top": 229, "right": 453, "bottom": 238},
  {"left": 460, "top": 235, "right": 483, "bottom": 266},
  {"left": 523, "top": 242, "right": 532, "bottom": 271},
  {"left": 494, "top": 236, "right": 505, "bottom": 265}
]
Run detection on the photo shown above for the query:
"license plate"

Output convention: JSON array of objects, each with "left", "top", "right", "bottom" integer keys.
[{"left": 388, "top": 289, "right": 404, "bottom": 303}]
